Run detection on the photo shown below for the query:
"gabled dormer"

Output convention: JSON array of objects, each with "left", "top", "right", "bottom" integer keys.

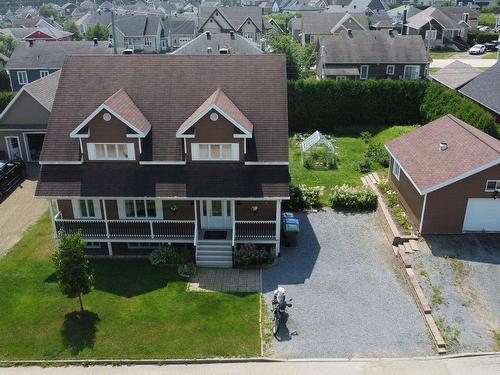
[
  {"left": 70, "top": 88, "right": 151, "bottom": 162},
  {"left": 176, "top": 88, "right": 253, "bottom": 163}
]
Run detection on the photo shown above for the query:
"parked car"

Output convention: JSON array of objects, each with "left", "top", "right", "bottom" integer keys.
[
  {"left": 484, "top": 40, "right": 500, "bottom": 52},
  {"left": 478, "top": 26, "right": 490, "bottom": 32},
  {"left": 469, "top": 44, "right": 486, "bottom": 55},
  {"left": 0, "top": 160, "right": 26, "bottom": 201}
]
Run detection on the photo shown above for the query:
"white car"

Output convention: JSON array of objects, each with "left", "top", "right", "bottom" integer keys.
[
  {"left": 478, "top": 26, "right": 490, "bottom": 32},
  {"left": 469, "top": 44, "right": 486, "bottom": 55}
]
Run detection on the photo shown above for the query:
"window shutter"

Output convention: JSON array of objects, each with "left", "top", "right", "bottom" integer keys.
[
  {"left": 191, "top": 143, "right": 199, "bottom": 160},
  {"left": 231, "top": 144, "right": 239, "bottom": 160}
]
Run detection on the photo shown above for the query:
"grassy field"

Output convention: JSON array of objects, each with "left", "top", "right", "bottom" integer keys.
[
  {"left": 430, "top": 67, "right": 441, "bottom": 74},
  {"left": 0, "top": 214, "right": 260, "bottom": 360},
  {"left": 289, "top": 126, "right": 415, "bottom": 205},
  {"left": 481, "top": 52, "right": 498, "bottom": 59},
  {"left": 429, "top": 50, "right": 458, "bottom": 59}
]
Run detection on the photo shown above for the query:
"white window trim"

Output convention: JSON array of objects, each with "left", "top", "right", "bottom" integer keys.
[
  {"left": 117, "top": 199, "right": 163, "bottom": 220},
  {"left": 87, "top": 143, "right": 135, "bottom": 161},
  {"left": 40, "top": 70, "right": 50, "bottom": 78},
  {"left": 392, "top": 157, "right": 401, "bottom": 180},
  {"left": 85, "top": 241, "right": 102, "bottom": 248},
  {"left": 425, "top": 29, "right": 437, "bottom": 40},
  {"left": 17, "top": 71, "right": 28, "bottom": 85},
  {"left": 336, "top": 76, "right": 347, "bottom": 81},
  {"left": 71, "top": 199, "right": 102, "bottom": 219},
  {"left": 191, "top": 143, "right": 239, "bottom": 161},
  {"left": 485, "top": 180, "right": 500, "bottom": 192},
  {"left": 386, "top": 65, "right": 395, "bottom": 75},
  {"left": 144, "top": 36, "right": 154, "bottom": 46},
  {"left": 360, "top": 65, "right": 369, "bottom": 80},
  {"left": 4, "top": 135, "right": 22, "bottom": 160},
  {"left": 403, "top": 65, "right": 420, "bottom": 80}
]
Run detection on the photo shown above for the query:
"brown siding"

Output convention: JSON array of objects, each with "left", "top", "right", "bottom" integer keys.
[
  {"left": 57, "top": 199, "right": 74, "bottom": 219},
  {"left": 0, "top": 91, "right": 50, "bottom": 125},
  {"left": 162, "top": 200, "right": 195, "bottom": 220},
  {"left": 104, "top": 200, "right": 119, "bottom": 220},
  {"left": 81, "top": 110, "right": 140, "bottom": 162},
  {"left": 422, "top": 164, "right": 500, "bottom": 234},
  {"left": 235, "top": 200, "right": 276, "bottom": 220},
  {"left": 389, "top": 158, "right": 424, "bottom": 228},
  {"left": 186, "top": 111, "right": 244, "bottom": 162}
]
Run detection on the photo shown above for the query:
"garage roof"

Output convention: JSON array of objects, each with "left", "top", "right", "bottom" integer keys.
[{"left": 385, "top": 114, "right": 500, "bottom": 194}]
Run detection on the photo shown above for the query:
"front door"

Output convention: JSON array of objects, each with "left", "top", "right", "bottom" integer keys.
[
  {"left": 5, "top": 136, "right": 22, "bottom": 160},
  {"left": 200, "top": 200, "right": 232, "bottom": 229}
]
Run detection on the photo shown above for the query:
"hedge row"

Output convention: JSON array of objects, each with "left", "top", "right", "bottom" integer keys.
[
  {"left": 0, "top": 91, "right": 15, "bottom": 112},
  {"left": 288, "top": 79, "right": 499, "bottom": 138},
  {"left": 467, "top": 30, "right": 500, "bottom": 46},
  {"left": 288, "top": 79, "right": 427, "bottom": 133}
]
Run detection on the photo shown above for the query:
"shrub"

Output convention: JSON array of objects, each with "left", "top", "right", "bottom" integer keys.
[
  {"left": 329, "top": 184, "right": 377, "bottom": 210},
  {"left": 234, "top": 243, "right": 275, "bottom": 266},
  {"left": 286, "top": 184, "right": 321, "bottom": 210},
  {"left": 303, "top": 145, "right": 335, "bottom": 170},
  {"left": 365, "top": 142, "right": 389, "bottom": 167},
  {"left": 467, "top": 30, "right": 499, "bottom": 46},
  {"left": 360, "top": 131, "right": 372, "bottom": 143},
  {"left": 357, "top": 158, "right": 372, "bottom": 173},
  {"left": 178, "top": 263, "right": 196, "bottom": 278},
  {"left": 0, "top": 91, "right": 15, "bottom": 112},
  {"left": 0, "top": 69, "right": 10, "bottom": 91},
  {"left": 149, "top": 245, "right": 180, "bottom": 266},
  {"left": 378, "top": 178, "right": 413, "bottom": 233}
]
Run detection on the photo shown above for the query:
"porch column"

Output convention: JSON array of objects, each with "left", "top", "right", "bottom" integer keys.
[
  {"left": 102, "top": 199, "right": 110, "bottom": 239},
  {"left": 48, "top": 199, "right": 57, "bottom": 239},
  {"left": 107, "top": 242, "right": 113, "bottom": 256},
  {"left": 193, "top": 199, "right": 198, "bottom": 246},
  {"left": 231, "top": 200, "right": 236, "bottom": 247},
  {"left": 275, "top": 199, "right": 281, "bottom": 256}
]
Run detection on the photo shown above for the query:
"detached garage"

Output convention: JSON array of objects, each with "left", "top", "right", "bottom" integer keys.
[{"left": 385, "top": 114, "right": 500, "bottom": 234}]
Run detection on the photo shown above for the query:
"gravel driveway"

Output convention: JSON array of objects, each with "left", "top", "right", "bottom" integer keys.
[
  {"left": 412, "top": 235, "right": 500, "bottom": 353},
  {"left": 0, "top": 165, "right": 47, "bottom": 257},
  {"left": 263, "top": 209, "right": 432, "bottom": 358}
]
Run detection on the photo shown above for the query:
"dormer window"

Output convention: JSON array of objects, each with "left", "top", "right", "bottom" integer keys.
[
  {"left": 192, "top": 143, "right": 239, "bottom": 161},
  {"left": 87, "top": 143, "right": 135, "bottom": 160}
]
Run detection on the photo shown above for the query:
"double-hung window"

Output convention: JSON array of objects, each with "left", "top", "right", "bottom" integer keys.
[
  {"left": 425, "top": 29, "right": 437, "bottom": 40},
  {"left": 40, "top": 70, "right": 50, "bottom": 78},
  {"left": 243, "top": 32, "right": 254, "bottom": 40},
  {"left": 72, "top": 199, "right": 101, "bottom": 219},
  {"left": 17, "top": 71, "right": 28, "bottom": 85},
  {"left": 391, "top": 157, "right": 401, "bottom": 180},
  {"left": 360, "top": 65, "right": 369, "bottom": 80},
  {"left": 191, "top": 143, "right": 239, "bottom": 161},
  {"left": 87, "top": 143, "right": 135, "bottom": 161},
  {"left": 485, "top": 180, "right": 500, "bottom": 192},
  {"left": 119, "top": 199, "right": 162, "bottom": 219},
  {"left": 144, "top": 36, "right": 154, "bottom": 46},
  {"left": 386, "top": 65, "right": 395, "bottom": 75}
]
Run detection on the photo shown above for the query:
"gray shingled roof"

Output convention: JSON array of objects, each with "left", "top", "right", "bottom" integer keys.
[
  {"left": 172, "top": 32, "right": 263, "bottom": 54},
  {"left": 115, "top": 14, "right": 162, "bottom": 36},
  {"left": 5, "top": 41, "right": 113, "bottom": 70},
  {"left": 199, "top": 6, "right": 265, "bottom": 32},
  {"left": 319, "top": 30, "right": 428, "bottom": 64},
  {"left": 406, "top": 6, "right": 479, "bottom": 30},
  {"left": 459, "top": 61, "right": 500, "bottom": 115},
  {"left": 0, "top": 26, "right": 72, "bottom": 40},
  {"left": 298, "top": 12, "right": 369, "bottom": 34},
  {"left": 163, "top": 18, "right": 197, "bottom": 35},
  {"left": 430, "top": 61, "right": 482, "bottom": 90}
]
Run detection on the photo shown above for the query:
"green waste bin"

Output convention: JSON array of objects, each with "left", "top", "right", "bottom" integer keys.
[{"left": 282, "top": 212, "right": 299, "bottom": 247}]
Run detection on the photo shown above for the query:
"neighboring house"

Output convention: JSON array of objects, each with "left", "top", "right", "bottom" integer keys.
[
  {"left": 326, "top": 0, "right": 388, "bottom": 14},
  {"left": 11, "top": 16, "right": 63, "bottom": 29},
  {"left": 35, "top": 54, "right": 289, "bottom": 267},
  {"left": 5, "top": 41, "right": 112, "bottom": 91},
  {"left": 405, "top": 6, "right": 479, "bottom": 50},
  {"left": 280, "top": 1, "right": 324, "bottom": 13},
  {"left": 163, "top": 18, "right": 197, "bottom": 48},
  {"left": 111, "top": 14, "right": 166, "bottom": 53},
  {"left": 0, "top": 71, "right": 60, "bottom": 162},
  {"left": 369, "top": 10, "right": 394, "bottom": 30},
  {"left": 459, "top": 61, "right": 500, "bottom": 122},
  {"left": 385, "top": 114, "right": 500, "bottom": 234},
  {"left": 62, "top": 2, "right": 78, "bottom": 17},
  {"left": 173, "top": 31, "right": 263, "bottom": 54},
  {"left": 75, "top": 11, "right": 112, "bottom": 35},
  {"left": 387, "top": 5, "right": 421, "bottom": 31},
  {"left": 430, "top": 60, "right": 481, "bottom": 90},
  {"left": 316, "top": 30, "right": 429, "bottom": 80},
  {"left": 0, "top": 26, "right": 73, "bottom": 42},
  {"left": 198, "top": 6, "right": 273, "bottom": 43},
  {"left": 290, "top": 12, "right": 369, "bottom": 46}
]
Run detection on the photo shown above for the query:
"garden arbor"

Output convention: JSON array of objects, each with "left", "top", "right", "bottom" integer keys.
[{"left": 301, "top": 131, "right": 335, "bottom": 169}]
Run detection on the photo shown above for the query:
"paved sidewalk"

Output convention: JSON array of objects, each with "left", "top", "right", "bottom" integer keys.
[
  {"left": 188, "top": 268, "right": 260, "bottom": 292},
  {"left": 0, "top": 355, "right": 499, "bottom": 375},
  {"left": 430, "top": 58, "right": 497, "bottom": 68}
]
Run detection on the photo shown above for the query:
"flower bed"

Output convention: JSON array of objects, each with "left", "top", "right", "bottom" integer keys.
[
  {"left": 234, "top": 244, "right": 275, "bottom": 267},
  {"left": 377, "top": 178, "right": 413, "bottom": 235}
]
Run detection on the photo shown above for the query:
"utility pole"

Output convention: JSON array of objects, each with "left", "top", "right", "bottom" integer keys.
[
  {"left": 111, "top": 6, "right": 118, "bottom": 54},
  {"left": 168, "top": 0, "right": 172, "bottom": 50}
]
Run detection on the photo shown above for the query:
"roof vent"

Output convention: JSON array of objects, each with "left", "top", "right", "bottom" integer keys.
[
  {"left": 207, "top": 46, "right": 212, "bottom": 54},
  {"left": 230, "top": 30, "right": 235, "bottom": 39},
  {"left": 439, "top": 142, "right": 448, "bottom": 151},
  {"left": 206, "top": 31, "right": 211, "bottom": 40}
]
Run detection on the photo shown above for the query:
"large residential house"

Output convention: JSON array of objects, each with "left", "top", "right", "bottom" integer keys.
[
  {"left": 111, "top": 14, "right": 166, "bottom": 53},
  {"left": 316, "top": 30, "right": 429, "bottom": 80},
  {"left": 5, "top": 41, "right": 112, "bottom": 91},
  {"left": 75, "top": 11, "right": 113, "bottom": 35},
  {"left": 0, "top": 26, "right": 72, "bottom": 42},
  {"left": 173, "top": 31, "right": 263, "bottom": 54},
  {"left": 405, "top": 6, "right": 479, "bottom": 49},
  {"left": 198, "top": 6, "right": 273, "bottom": 43},
  {"left": 290, "top": 12, "right": 369, "bottom": 46},
  {"left": 0, "top": 71, "right": 59, "bottom": 162},
  {"left": 163, "top": 18, "right": 198, "bottom": 48},
  {"left": 35, "top": 55, "right": 289, "bottom": 267},
  {"left": 326, "top": 0, "right": 387, "bottom": 14}
]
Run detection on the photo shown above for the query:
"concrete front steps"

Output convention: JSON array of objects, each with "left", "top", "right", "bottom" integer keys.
[{"left": 195, "top": 240, "right": 233, "bottom": 268}]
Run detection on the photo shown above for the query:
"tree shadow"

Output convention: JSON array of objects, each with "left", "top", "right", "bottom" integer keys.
[{"left": 61, "top": 310, "right": 100, "bottom": 355}]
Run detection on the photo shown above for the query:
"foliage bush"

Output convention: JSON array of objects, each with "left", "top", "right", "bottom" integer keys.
[
  {"left": 178, "top": 263, "right": 197, "bottom": 278},
  {"left": 421, "top": 83, "right": 499, "bottom": 138},
  {"left": 467, "top": 30, "right": 500, "bottom": 46},
  {"left": 0, "top": 69, "right": 10, "bottom": 91},
  {"left": 234, "top": 243, "right": 275, "bottom": 266},
  {"left": 365, "top": 142, "right": 389, "bottom": 167},
  {"left": 478, "top": 13, "right": 497, "bottom": 28},
  {"left": 286, "top": 184, "right": 322, "bottom": 210},
  {"left": 378, "top": 178, "right": 413, "bottom": 234},
  {"left": 149, "top": 245, "right": 183, "bottom": 266},
  {"left": 357, "top": 158, "right": 372, "bottom": 173},
  {"left": 303, "top": 145, "right": 335, "bottom": 170},
  {"left": 0, "top": 91, "right": 15, "bottom": 111},
  {"left": 360, "top": 131, "right": 372, "bottom": 143},
  {"left": 329, "top": 184, "right": 377, "bottom": 210}
]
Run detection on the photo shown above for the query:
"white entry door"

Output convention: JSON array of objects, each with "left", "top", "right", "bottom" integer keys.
[
  {"left": 463, "top": 198, "right": 500, "bottom": 232},
  {"left": 200, "top": 200, "right": 232, "bottom": 229},
  {"left": 5, "top": 136, "right": 22, "bottom": 160}
]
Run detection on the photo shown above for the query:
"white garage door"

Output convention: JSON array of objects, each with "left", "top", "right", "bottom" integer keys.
[{"left": 463, "top": 198, "right": 500, "bottom": 232}]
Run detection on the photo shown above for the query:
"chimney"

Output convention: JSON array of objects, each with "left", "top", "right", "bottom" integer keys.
[
  {"left": 230, "top": 30, "right": 235, "bottom": 40},
  {"left": 28, "top": 39, "right": 34, "bottom": 47},
  {"left": 439, "top": 142, "right": 448, "bottom": 151},
  {"left": 207, "top": 46, "right": 212, "bottom": 54},
  {"left": 93, "top": 38, "right": 98, "bottom": 46},
  {"left": 206, "top": 31, "right": 211, "bottom": 40},
  {"left": 347, "top": 28, "right": 352, "bottom": 36},
  {"left": 402, "top": 9, "right": 408, "bottom": 25}
]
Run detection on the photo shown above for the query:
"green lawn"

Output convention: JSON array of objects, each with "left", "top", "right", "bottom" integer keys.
[
  {"left": 0, "top": 214, "right": 260, "bottom": 360},
  {"left": 481, "top": 52, "right": 498, "bottom": 59},
  {"left": 290, "top": 126, "right": 415, "bottom": 206},
  {"left": 429, "top": 50, "right": 458, "bottom": 60},
  {"left": 430, "top": 67, "right": 441, "bottom": 74}
]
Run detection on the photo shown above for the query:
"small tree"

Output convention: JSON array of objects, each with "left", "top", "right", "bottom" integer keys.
[
  {"left": 39, "top": 4, "right": 59, "bottom": 19},
  {"left": 52, "top": 232, "right": 94, "bottom": 312},
  {"left": 85, "top": 22, "right": 109, "bottom": 41},
  {"left": 64, "top": 19, "right": 82, "bottom": 41},
  {"left": 0, "top": 35, "right": 18, "bottom": 57}
]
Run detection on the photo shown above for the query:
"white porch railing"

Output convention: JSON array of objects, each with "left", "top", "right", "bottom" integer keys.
[{"left": 234, "top": 220, "right": 276, "bottom": 239}]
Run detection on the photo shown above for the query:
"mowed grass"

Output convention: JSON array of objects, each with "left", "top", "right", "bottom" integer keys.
[
  {"left": 481, "top": 52, "right": 498, "bottom": 59},
  {"left": 429, "top": 50, "right": 458, "bottom": 59},
  {"left": 0, "top": 214, "right": 260, "bottom": 360},
  {"left": 290, "top": 126, "right": 415, "bottom": 205}
]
